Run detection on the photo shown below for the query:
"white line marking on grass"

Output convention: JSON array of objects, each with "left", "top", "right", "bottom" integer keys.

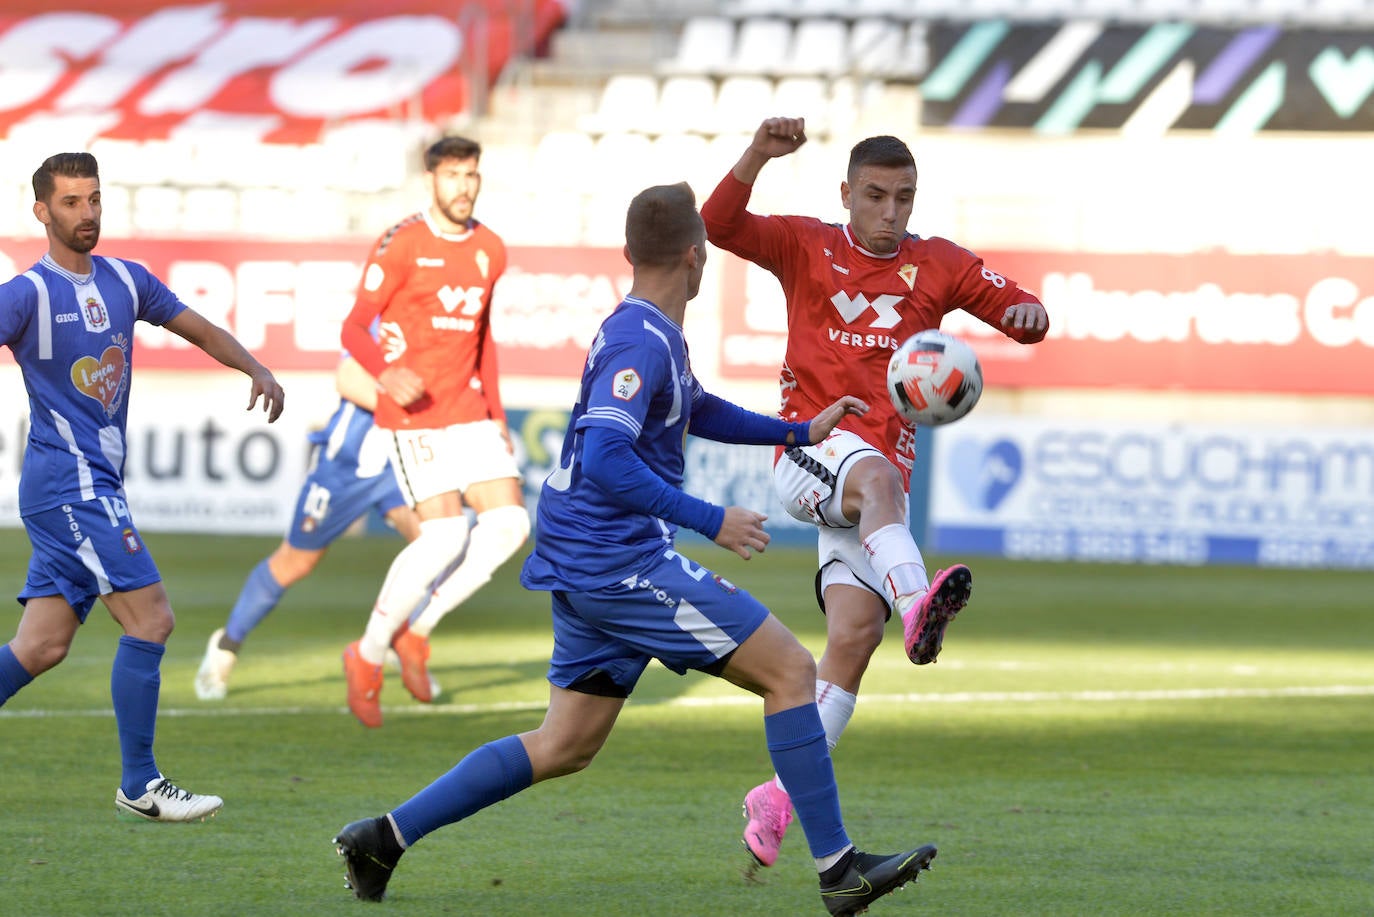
[{"left": 4, "top": 684, "right": 1373, "bottom": 719}]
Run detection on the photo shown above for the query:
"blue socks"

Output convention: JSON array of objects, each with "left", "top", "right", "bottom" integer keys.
[
  {"left": 112, "top": 635, "right": 163, "bottom": 797},
  {"left": 390, "top": 735, "right": 533, "bottom": 846},
  {"left": 765, "top": 703, "right": 850, "bottom": 858},
  {"left": 0, "top": 643, "right": 34, "bottom": 706},
  {"left": 225, "top": 559, "right": 286, "bottom": 645}
]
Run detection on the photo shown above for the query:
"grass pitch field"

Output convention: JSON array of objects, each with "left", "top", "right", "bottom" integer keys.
[{"left": 1, "top": 528, "right": 1371, "bottom": 917}]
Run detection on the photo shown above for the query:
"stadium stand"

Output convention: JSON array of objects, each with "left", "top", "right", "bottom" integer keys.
[{"left": 3, "top": 0, "right": 1373, "bottom": 251}]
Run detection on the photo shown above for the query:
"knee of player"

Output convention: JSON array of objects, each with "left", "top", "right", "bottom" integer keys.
[
  {"left": 19, "top": 636, "right": 72, "bottom": 675},
  {"left": 849, "top": 457, "right": 907, "bottom": 506},
  {"left": 530, "top": 734, "right": 603, "bottom": 779},
  {"left": 771, "top": 639, "right": 818, "bottom": 691},
  {"left": 830, "top": 614, "right": 886, "bottom": 658}
]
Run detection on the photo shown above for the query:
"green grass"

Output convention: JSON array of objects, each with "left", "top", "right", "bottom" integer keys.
[{"left": 1, "top": 529, "right": 1371, "bottom": 916}]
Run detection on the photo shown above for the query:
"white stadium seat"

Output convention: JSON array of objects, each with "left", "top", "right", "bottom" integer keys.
[
  {"left": 714, "top": 76, "right": 777, "bottom": 134},
  {"left": 655, "top": 76, "right": 719, "bottom": 135},
  {"left": 663, "top": 17, "right": 736, "bottom": 75},
  {"left": 782, "top": 19, "right": 849, "bottom": 77},
  {"left": 730, "top": 18, "right": 793, "bottom": 76},
  {"left": 579, "top": 74, "right": 659, "bottom": 135}
]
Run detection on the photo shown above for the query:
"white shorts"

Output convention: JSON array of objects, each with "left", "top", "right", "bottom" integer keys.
[
  {"left": 386, "top": 419, "right": 520, "bottom": 506},
  {"left": 773, "top": 429, "right": 909, "bottom": 603}
]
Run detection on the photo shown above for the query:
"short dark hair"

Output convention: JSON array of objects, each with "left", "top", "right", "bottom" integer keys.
[
  {"left": 424, "top": 136, "right": 481, "bottom": 171},
  {"left": 624, "top": 182, "right": 703, "bottom": 267},
  {"left": 847, "top": 135, "right": 916, "bottom": 182},
  {"left": 33, "top": 152, "right": 99, "bottom": 203}
]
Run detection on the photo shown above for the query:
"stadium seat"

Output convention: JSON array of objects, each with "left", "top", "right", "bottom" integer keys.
[
  {"left": 318, "top": 121, "right": 414, "bottom": 193},
  {"left": 963, "top": 0, "right": 1030, "bottom": 18},
  {"left": 650, "top": 132, "right": 713, "bottom": 193},
  {"left": 180, "top": 188, "right": 239, "bottom": 234},
  {"left": 725, "top": 0, "right": 800, "bottom": 14},
  {"left": 849, "top": 18, "right": 905, "bottom": 77},
  {"left": 795, "top": 0, "right": 849, "bottom": 14},
  {"left": 850, "top": 0, "right": 916, "bottom": 15},
  {"left": 774, "top": 77, "right": 832, "bottom": 134},
  {"left": 730, "top": 18, "right": 793, "bottom": 76},
  {"left": 656, "top": 76, "right": 719, "bottom": 135},
  {"left": 905, "top": 0, "right": 970, "bottom": 20},
  {"left": 131, "top": 186, "right": 184, "bottom": 233},
  {"left": 714, "top": 76, "right": 777, "bottom": 134},
  {"left": 579, "top": 74, "right": 659, "bottom": 135},
  {"left": 1135, "top": 0, "right": 1202, "bottom": 20},
  {"left": 532, "top": 130, "right": 596, "bottom": 179},
  {"left": 662, "top": 17, "right": 736, "bottom": 76},
  {"left": 896, "top": 22, "right": 930, "bottom": 79},
  {"left": 782, "top": 19, "right": 848, "bottom": 77},
  {"left": 592, "top": 132, "right": 657, "bottom": 195}
]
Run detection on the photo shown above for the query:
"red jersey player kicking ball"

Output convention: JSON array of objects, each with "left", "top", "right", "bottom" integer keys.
[{"left": 702, "top": 116, "right": 1049, "bottom": 870}]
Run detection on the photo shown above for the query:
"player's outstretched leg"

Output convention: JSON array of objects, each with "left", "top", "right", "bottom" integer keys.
[
  {"left": 194, "top": 628, "right": 238, "bottom": 700},
  {"left": 820, "top": 844, "right": 938, "bottom": 916},
  {"left": 334, "top": 816, "right": 405, "bottom": 901},
  {"left": 115, "top": 776, "right": 223, "bottom": 823},
  {"left": 742, "top": 778, "right": 793, "bottom": 869},
  {"left": 902, "top": 565, "right": 973, "bottom": 665}
]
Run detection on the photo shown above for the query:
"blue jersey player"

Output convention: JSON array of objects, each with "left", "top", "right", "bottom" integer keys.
[
  {"left": 0, "top": 152, "right": 285, "bottom": 822},
  {"left": 333, "top": 182, "right": 938, "bottom": 915},
  {"left": 194, "top": 356, "right": 420, "bottom": 700}
]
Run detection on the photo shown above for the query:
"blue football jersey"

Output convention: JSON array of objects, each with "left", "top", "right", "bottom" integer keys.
[
  {"left": 522, "top": 296, "right": 706, "bottom": 591},
  {"left": 0, "top": 254, "right": 186, "bottom": 515}
]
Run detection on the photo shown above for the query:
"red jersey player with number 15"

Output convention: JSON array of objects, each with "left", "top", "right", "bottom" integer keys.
[
  {"left": 702, "top": 116, "right": 1049, "bottom": 870},
  {"left": 338, "top": 136, "right": 530, "bottom": 728}
]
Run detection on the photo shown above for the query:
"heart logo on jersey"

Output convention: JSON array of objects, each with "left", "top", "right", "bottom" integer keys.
[{"left": 70, "top": 344, "right": 127, "bottom": 416}]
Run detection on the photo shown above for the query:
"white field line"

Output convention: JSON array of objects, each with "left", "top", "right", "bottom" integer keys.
[{"left": 2, "top": 684, "right": 1373, "bottom": 719}]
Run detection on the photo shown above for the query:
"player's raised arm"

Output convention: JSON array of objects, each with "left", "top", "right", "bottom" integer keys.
[{"left": 163, "top": 308, "right": 285, "bottom": 422}]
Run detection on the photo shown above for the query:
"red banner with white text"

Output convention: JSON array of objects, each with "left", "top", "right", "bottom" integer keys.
[
  {"left": 4, "top": 239, "right": 1373, "bottom": 395},
  {"left": 0, "top": 236, "right": 629, "bottom": 377},
  {"left": 716, "top": 250, "right": 1374, "bottom": 395},
  {"left": 0, "top": 0, "right": 566, "bottom": 143}
]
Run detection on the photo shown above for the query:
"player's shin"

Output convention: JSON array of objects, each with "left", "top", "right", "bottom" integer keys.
[
  {"left": 409, "top": 505, "right": 528, "bottom": 637},
  {"left": 359, "top": 516, "right": 469, "bottom": 661},
  {"left": 763, "top": 703, "right": 850, "bottom": 861}
]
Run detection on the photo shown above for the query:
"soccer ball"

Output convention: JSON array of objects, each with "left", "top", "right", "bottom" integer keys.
[{"left": 886, "top": 330, "right": 983, "bottom": 426}]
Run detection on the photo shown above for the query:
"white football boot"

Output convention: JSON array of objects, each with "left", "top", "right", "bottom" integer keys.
[{"left": 115, "top": 776, "right": 223, "bottom": 822}]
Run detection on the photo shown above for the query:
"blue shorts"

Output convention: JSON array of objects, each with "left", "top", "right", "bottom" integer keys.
[
  {"left": 284, "top": 456, "right": 407, "bottom": 550},
  {"left": 546, "top": 546, "right": 770, "bottom": 697},
  {"left": 18, "top": 497, "right": 162, "bottom": 622}
]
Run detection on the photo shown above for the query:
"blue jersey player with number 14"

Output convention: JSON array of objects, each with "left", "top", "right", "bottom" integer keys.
[
  {"left": 0, "top": 152, "right": 285, "bottom": 822},
  {"left": 333, "top": 182, "right": 938, "bottom": 915}
]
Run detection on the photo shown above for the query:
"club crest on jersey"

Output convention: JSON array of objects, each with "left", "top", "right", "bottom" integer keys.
[
  {"left": 612, "top": 368, "right": 641, "bottom": 401},
  {"left": 82, "top": 295, "right": 109, "bottom": 332},
  {"left": 122, "top": 528, "right": 142, "bottom": 554},
  {"left": 476, "top": 249, "right": 490, "bottom": 280},
  {"left": 899, "top": 263, "right": 918, "bottom": 290}
]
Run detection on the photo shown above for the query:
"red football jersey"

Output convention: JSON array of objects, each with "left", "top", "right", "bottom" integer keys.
[
  {"left": 703, "top": 173, "right": 1045, "bottom": 487},
  {"left": 341, "top": 211, "right": 508, "bottom": 430}
]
